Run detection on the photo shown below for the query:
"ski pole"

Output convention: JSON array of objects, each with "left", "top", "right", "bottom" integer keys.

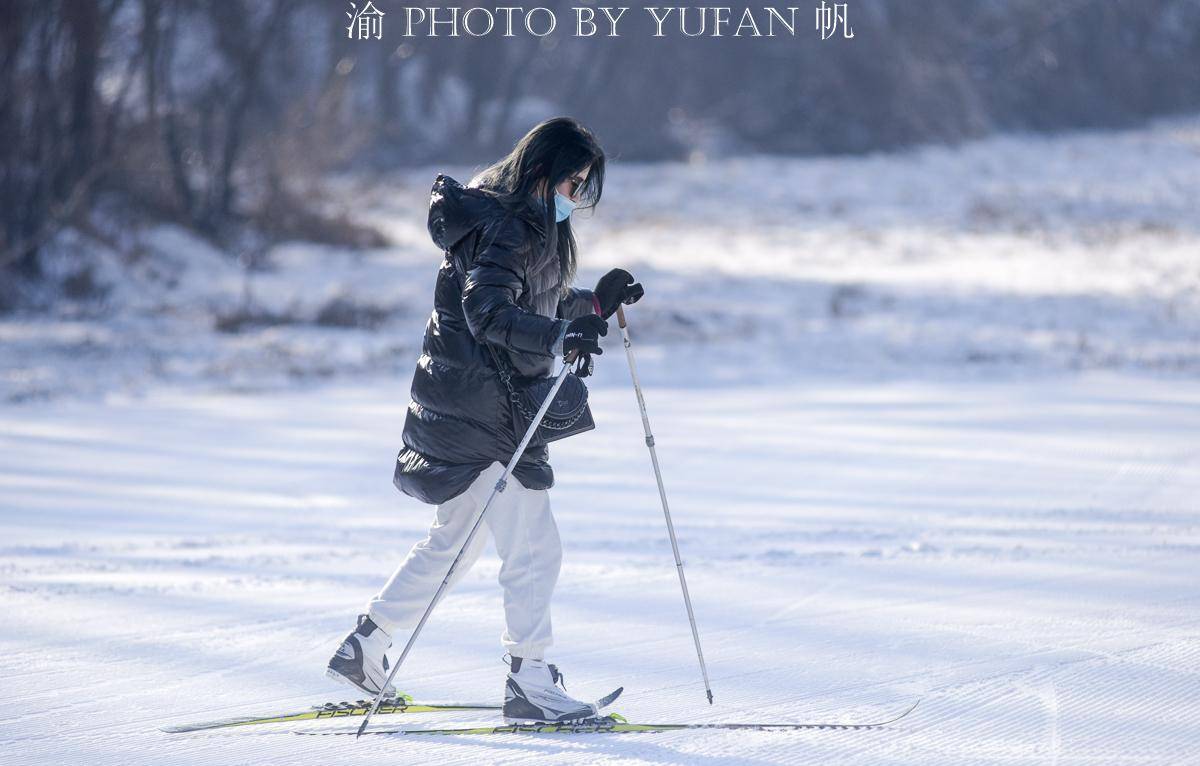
[
  {"left": 357, "top": 354, "right": 579, "bottom": 738},
  {"left": 616, "top": 304, "right": 714, "bottom": 705}
]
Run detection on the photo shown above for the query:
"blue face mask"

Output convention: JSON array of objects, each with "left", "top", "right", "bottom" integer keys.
[{"left": 553, "top": 191, "right": 577, "bottom": 223}]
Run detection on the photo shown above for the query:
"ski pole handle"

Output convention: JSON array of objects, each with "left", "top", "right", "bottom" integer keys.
[{"left": 617, "top": 304, "right": 628, "bottom": 330}]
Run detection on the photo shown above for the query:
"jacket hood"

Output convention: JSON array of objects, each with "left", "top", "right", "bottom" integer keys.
[{"left": 427, "top": 173, "right": 547, "bottom": 252}]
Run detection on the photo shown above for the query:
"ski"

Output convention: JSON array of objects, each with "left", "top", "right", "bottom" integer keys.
[
  {"left": 296, "top": 699, "right": 920, "bottom": 736},
  {"left": 160, "top": 694, "right": 499, "bottom": 733}
]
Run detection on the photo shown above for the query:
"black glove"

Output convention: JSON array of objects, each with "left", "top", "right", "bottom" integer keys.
[
  {"left": 593, "top": 268, "right": 645, "bottom": 320},
  {"left": 571, "top": 353, "right": 595, "bottom": 378},
  {"left": 562, "top": 314, "right": 608, "bottom": 359}
]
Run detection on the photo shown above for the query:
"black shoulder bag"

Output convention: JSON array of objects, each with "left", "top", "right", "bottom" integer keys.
[{"left": 487, "top": 344, "right": 595, "bottom": 445}]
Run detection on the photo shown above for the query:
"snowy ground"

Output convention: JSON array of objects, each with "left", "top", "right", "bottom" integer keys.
[
  {"left": 2, "top": 116, "right": 1199, "bottom": 764},
  {"left": 1, "top": 375, "right": 1198, "bottom": 764}
]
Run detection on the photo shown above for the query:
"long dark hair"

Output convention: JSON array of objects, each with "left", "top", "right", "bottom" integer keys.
[{"left": 470, "top": 117, "right": 605, "bottom": 289}]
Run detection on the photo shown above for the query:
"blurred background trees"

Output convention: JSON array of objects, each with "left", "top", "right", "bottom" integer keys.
[{"left": 2, "top": 0, "right": 1199, "bottom": 302}]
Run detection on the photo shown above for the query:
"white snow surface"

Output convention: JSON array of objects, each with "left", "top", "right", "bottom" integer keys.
[
  {"left": 2, "top": 117, "right": 1200, "bottom": 764},
  {"left": 2, "top": 377, "right": 1199, "bottom": 764}
]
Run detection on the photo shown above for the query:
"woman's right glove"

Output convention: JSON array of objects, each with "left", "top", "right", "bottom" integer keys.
[{"left": 562, "top": 314, "right": 608, "bottom": 359}]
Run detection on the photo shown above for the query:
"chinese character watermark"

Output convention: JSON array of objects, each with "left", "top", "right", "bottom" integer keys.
[
  {"left": 346, "top": 1, "right": 385, "bottom": 41},
  {"left": 815, "top": 1, "right": 853, "bottom": 40}
]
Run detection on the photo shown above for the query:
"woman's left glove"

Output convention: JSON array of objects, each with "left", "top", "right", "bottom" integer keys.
[{"left": 593, "top": 268, "right": 645, "bottom": 320}]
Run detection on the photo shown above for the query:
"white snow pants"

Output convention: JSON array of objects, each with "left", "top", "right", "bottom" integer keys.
[{"left": 366, "top": 461, "right": 562, "bottom": 660}]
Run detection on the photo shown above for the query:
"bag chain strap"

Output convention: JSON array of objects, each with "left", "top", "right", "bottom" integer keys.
[{"left": 489, "top": 344, "right": 535, "bottom": 418}]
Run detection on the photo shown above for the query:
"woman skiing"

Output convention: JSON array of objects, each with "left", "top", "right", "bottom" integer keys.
[{"left": 327, "top": 117, "right": 644, "bottom": 723}]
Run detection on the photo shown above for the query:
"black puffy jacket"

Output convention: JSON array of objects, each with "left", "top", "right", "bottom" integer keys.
[{"left": 393, "top": 174, "right": 598, "bottom": 505}]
